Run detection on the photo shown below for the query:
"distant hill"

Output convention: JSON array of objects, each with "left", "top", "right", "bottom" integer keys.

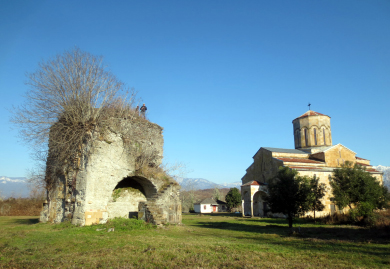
[
  {"left": 0, "top": 176, "right": 30, "bottom": 198},
  {"left": 3, "top": 166, "right": 387, "bottom": 199},
  {"left": 0, "top": 175, "right": 240, "bottom": 198},
  {"left": 174, "top": 177, "right": 241, "bottom": 190}
]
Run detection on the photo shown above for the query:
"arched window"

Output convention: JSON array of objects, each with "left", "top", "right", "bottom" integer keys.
[
  {"left": 298, "top": 130, "right": 301, "bottom": 147},
  {"left": 314, "top": 128, "right": 317, "bottom": 145},
  {"left": 295, "top": 129, "right": 301, "bottom": 148},
  {"left": 323, "top": 128, "right": 326, "bottom": 145},
  {"left": 304, "top": 129, "right": 308, "bottom": 147}
]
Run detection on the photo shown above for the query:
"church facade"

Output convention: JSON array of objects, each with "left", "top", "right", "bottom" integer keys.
[{"left": 241, "top": 110, "right": 383, "bottom": 217}]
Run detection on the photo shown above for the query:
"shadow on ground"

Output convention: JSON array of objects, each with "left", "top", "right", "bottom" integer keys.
[
  {"left": 194, "top": 219, "right": 390, "bottom": 244},
  {"left": 9, "top": 217, "right": 40, "bottom": 225}
]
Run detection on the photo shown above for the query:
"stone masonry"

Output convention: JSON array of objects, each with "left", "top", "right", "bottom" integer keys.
[
  {"left": 241, "top": 110, "right": 383, "bottom": 217},
  {"left": 40, "top": 118, "right": 182, "bottom": 226}
]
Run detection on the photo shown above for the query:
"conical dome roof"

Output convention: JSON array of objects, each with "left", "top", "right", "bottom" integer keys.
[{"left": 293, "top": 110, "right": 329, "bottom": 122}]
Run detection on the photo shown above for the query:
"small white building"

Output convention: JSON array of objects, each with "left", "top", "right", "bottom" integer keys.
[
  {"left": 194, "top": 198, "right": 227, "bottom": 213},
  {"left": 194, "top": 198, "right": 219, "bottom": 213}
]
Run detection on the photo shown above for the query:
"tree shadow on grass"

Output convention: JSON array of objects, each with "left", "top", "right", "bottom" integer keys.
[
  {"left": 243, "top": 218, "right": 288, "bottom": 225},
  {"left": 186, "top": 213, "right": 240, "bottom": 217},
  {"left": 195, "top": 220, "right": 390, "bottom": 244},
  {"left": 11, "top": 218, "right": 40, "bottom": 225},
  {"left": 193, "top": 220, "right": 390, "bottom": 265}
]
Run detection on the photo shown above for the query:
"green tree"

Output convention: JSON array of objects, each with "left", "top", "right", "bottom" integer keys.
[
  {"left": 306, "top": 175, "right": 327, "bottom": 220},
  {"left": 329, "top": 161, "right": 390, "bottom": 222},
  {"left": 225, "top": 188, "right": 241, "bottom": 211},
  {"left": 265, "top": 167, "right": 311, "bottom": 228}
]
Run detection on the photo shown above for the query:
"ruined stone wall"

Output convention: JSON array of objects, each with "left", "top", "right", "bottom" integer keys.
[{"left": 40, "top": 118, "right": 181, "bottom": 226}]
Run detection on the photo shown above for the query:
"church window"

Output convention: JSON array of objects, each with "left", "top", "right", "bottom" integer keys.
[
  {"left": 323, "top": 129, "right": 326, "bottom": 145},
  {"left": 304, "top": 129, "right": 308, "bottom": 146},
  {"left": 298, "top": 130, "right": 301, "bottom": 147},
  {"left": 314, "top": 128, "right": 317, "bottom": 145}
]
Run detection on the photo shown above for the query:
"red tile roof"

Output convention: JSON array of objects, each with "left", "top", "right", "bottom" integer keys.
[
  {"left": 287, "top": 166, "right": 320, "bottom": 170},
  {"left": 356, "top": 157, "right": 369, "bottom": 161},
  {"left": 293, "top": 110, "right": 329, "bottom": 121},
  {"left": 242, "top": 180, "right": 266, "bottom": 186},
  {"left": 288, "top": 165, "right": 380, "bottom": 173},
  {"left": 275, "top": 157, "right": 324, "bottom": 164}
]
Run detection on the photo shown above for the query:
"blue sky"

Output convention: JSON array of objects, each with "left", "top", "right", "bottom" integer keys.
[{"left": 1, "top": 1, "right": 389, "bottom": 183}]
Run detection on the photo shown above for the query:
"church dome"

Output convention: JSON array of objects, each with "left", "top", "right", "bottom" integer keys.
[
  {"left": 292, "top": 110, "right": 332, "bottom": 150},
  {"left": 293, "top": 110, "right": 329, "bottom": 121}
]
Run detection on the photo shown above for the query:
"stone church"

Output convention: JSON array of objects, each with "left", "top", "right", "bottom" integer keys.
[{"left": 241, "top": 110, "right": 383, "bottom": 217}]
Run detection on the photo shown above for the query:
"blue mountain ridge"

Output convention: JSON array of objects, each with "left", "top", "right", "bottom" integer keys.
[{"left": 2, "top": 166, "right": 389, "bottom": 197}]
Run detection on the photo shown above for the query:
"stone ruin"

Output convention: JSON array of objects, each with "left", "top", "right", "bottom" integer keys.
[{"left": 40, "top": 118, "right": 182, "bottom": 226}]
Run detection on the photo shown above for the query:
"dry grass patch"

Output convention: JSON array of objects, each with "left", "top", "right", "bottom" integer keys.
[{"left": 0, "top": 198, "right": 43, "bottom": 216}]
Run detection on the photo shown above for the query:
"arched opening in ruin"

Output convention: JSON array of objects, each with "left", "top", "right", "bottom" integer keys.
[
  {"left": 253, "top": 191, "right": 267, "bottom": 217},
  {"left": 107, "top": 176, "right": 158, "bottom": 219}
]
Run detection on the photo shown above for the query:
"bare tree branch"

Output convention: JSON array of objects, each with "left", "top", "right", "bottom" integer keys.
[{"left": 11, "top": 47, "right": 139, "bottom": 189}]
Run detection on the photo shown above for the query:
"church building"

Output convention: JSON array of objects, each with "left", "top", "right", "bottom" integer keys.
[{"left": 241, "top": 110, "right": 383, "bottom": 217}]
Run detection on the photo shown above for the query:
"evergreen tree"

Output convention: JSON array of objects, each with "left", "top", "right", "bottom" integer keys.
[
  {"left": 265, "top": 167, "right": 311, "bottom": 228},
  {"left": 306, "top": 175, "right": 326, "bottom": 220},
  {"left": 225, "top": 188, "right": 241, "bottom": 211}
]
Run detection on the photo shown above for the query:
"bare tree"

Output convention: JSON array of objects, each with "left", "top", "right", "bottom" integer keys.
[
  {"left": 26, "top": 166, "right": 46, "bottom": 200},
  {"left": 213, "top": 186, "right": 221, "bottom": 201},
  {"left": 11, "top": 47, "right": 138, "bottom": 189}
]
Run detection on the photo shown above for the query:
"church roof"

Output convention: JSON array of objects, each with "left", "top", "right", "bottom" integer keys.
[
  {"left": 241, "top": 180, "right": 267, "bottom": 186},
  {"left": 293, "top": 110, "right": 330, "bottom": 121},
  {"left": 262, "top": 147, "right": 308, "bottom": 154},
  {"left": 274, "top": 157, "right": 324, "bottom": 164},
  {"left": 321, "top": 143, "right": 357, "bottom": 155}
]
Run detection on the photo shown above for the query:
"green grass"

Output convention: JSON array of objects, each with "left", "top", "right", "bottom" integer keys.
[{"left": 0, "top": 214, "right": 389, "bottom": 268}]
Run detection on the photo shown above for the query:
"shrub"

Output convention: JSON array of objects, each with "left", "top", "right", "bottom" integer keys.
[
  {"left": 97, "top": 217, "right": 154, "bottom": 231},
  {"left": 0, "top": 197, "right": 44, "bottom": 216}
]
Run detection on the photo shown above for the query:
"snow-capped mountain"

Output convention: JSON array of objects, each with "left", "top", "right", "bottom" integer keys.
[
  {"left": 174, "top": 177, "right": 241, "bottom": 190},
  {"left": 373, "top": 165, "right": 390, "bottom": 189},
  {"left": 0, "top": 176, "right": 29, "bottom": 198}
]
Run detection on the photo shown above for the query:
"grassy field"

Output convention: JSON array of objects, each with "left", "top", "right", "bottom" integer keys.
[{"left": 0, "top": 214, "right": 389, "bottom": 268}]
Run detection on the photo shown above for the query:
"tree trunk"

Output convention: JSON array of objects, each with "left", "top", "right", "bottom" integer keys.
[{"left": 288, "top": 215, "right": 293, "bottom": 228}]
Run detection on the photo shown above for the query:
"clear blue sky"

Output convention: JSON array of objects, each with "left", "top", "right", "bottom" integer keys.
[{"left": 1, "top": 1, "right": 389, "bottom": 183}]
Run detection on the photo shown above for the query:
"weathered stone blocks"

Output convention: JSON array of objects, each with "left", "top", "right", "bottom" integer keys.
[{"left": 40, "top": 119, "right": 181, "bottom": 226}]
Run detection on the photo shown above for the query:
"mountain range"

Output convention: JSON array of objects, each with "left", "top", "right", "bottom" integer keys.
[
  {"left": 0, "top": 176, "right": 30, "bottom": 198},
  {"left": 174, "top": 177, "right": 241, "bottom": 190},
  {"left": 1, "top": 166, "right": 389, "bottom": 198}
]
